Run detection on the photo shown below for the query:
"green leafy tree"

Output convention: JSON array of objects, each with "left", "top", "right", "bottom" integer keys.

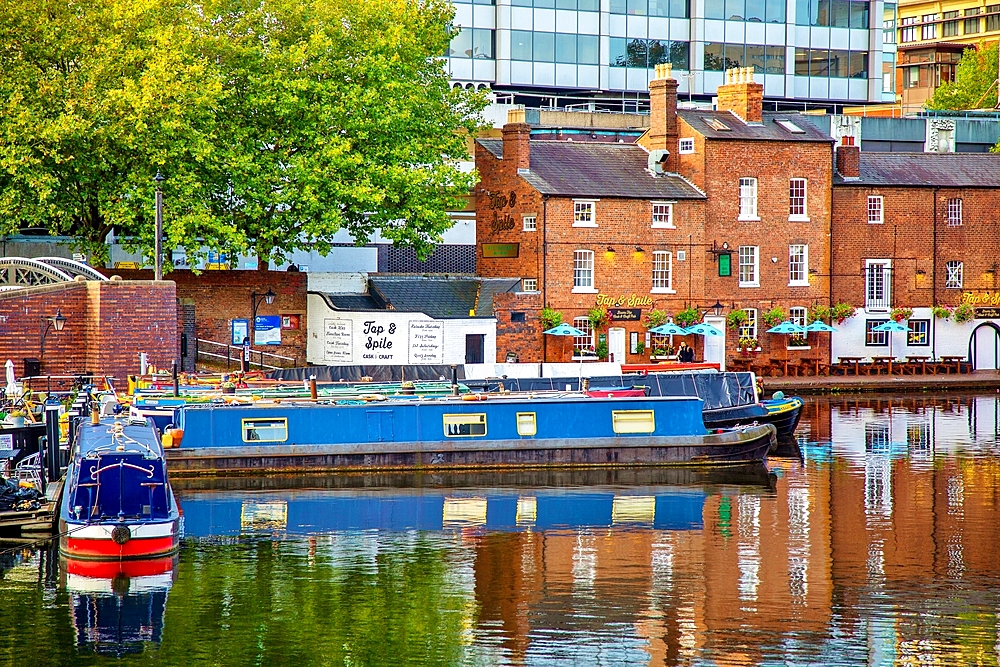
[
  {"left": 0, "top": 0, "right": 486, "bottom": 266},
  {"left": 926, "top": 41, "right": 999, "bottom": 112}
]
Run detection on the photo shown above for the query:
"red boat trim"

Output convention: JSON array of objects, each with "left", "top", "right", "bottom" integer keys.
[{"left": 61, "top": 536, "right": 178, "bottom": 560}]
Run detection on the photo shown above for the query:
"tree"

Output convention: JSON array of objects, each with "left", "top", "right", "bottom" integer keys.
[
  {"left": 926, "top": 40, "right": 999, "bottom": 112},
  {"left": 0, "top": 0, "right": 487, "bottom": 266}
]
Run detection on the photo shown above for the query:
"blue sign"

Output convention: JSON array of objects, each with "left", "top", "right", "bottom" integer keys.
[
  {"left": 254, "top": 315, "right": 282, "bottom": 346},
  {"left": 231, "top": 319, "right": 249, "bottom": 346}
]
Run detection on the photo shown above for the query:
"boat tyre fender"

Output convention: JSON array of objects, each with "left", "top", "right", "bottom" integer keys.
[
  {"left": 112, "top": 524, "right": 132, "bottom": 545},
  {"left": 462, "top": 394, "right": 488, "bottom": 402}
]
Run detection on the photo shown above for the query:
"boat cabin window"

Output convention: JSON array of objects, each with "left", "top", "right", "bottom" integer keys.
[
  {"left": 443, "top": 413, "right": 487, "bottom": 437},
  {"left": 612, "top": 410, "right": 656, "bottom": 434},
  {"left": 242, "top": 418, "right": 288, "bottom": 442},
  {"left": 516, "top": 412, "right": 536, "bottom": 437}
]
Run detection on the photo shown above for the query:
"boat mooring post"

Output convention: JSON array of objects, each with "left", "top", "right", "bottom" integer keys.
[
  {"left": 451, "top": 365, "right": 459, "bottom": 396},
  {"left": 172, "top": 360, "right": 179, "bottom": 397},
  {"left": 309, "top": 375, "right": 317, "bottom": 401},
  {"left": 44, "top": 398, "right": 60, "bottom": 485}
]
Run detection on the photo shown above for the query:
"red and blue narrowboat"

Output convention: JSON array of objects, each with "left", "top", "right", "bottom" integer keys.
[{"left": 59, "top": 418, "right": 181, "bottom": 560}]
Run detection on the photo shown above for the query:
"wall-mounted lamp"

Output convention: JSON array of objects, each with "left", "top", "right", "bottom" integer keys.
[
  {"left": 607, "top": 246, "right": 615, "bottom": 253},
  {"left": 770, "top": 257, "right": 779, "bottom": 263},
  {"left": 710, "top": 300, "right": 724, "bottom": 317},
  {"left": 635, "top": 246, "right": 644, "bottom": 253},
  {"left": 916, "top": 269, "right": 926, "bottom": 276},
  {"left": 809, "top": 268, "right": 818, "bottom": 275}
]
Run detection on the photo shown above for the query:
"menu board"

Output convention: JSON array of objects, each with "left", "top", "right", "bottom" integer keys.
[
  {"left": 324, "top": 319, "right": 353, "bottom": 363},
  {"left": 408, "top": 321, "right": 444, "bottom": 364}
]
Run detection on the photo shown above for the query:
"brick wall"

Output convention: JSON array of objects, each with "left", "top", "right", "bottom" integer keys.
[
  {"left": 0, "top": 280, "right": 177, "bottom": 383},
  {"left": 493, "top": 291, "right": 544, "bottom": 362},
  {"left": 832, "top": 185, "right": 1000, "bottom": 309},
  {"left": 112, "top": 269, "right": 308, "bottom": 365}
]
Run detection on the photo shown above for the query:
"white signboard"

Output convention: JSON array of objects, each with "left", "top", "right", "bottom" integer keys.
[
  {"left": 408, "top": 321, "right": 444, "bottom": 364},
  {"left": 0, "top": 434, "right": 12, "bottom": 450},
  {"left": 324, "top": 319, "right": 354, "bottom": 363}
]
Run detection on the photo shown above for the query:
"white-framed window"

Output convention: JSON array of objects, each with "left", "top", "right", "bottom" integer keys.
[
  {"left": 740, "top": 308, "right": 758, "bottom": 340},
  {"left": 738, "top": 177, "right": 758, "bottom": 221},
  {"left": 921, "top": 14, "right": 937, "bottom": 39},
  {"left": 901, "top": 16, "right": 918, "bottom": 42},
  {"left": 651, "top": 202, "right": 674, "bottom": 228},
  {"left": 573, "top": 316, "right": 594, "bottom": 354},
  {"left": 522, "top": 278, "right": 538, "bottom": 292},
  {"left": 867, "top": 196, "right": 883, "bottom": 224},
  {"left": 572, "top": 249, "right": 595, "bottom": 292},
  {"left": 865, "top": 259, "right": 892, "bottom": 311},
  {"left": 679, "top": 138, "right": 695, "bottom": 153},
  {"left": 789, "top": 244, "right": 809, "bottom": 286},
  {"left": 523, "top": 215, "right": 536, "bottom": 231},
  {"left": 945, "top": 260, "right": 963, "bottom": 288},
  {"left": 651, "top": 251, "right": 673, "bottom": 292},
  {"left": 789, "top": 178, "right": 808, "bottom": 220},
  {"left": 788, "top": 306, "right": 809, "bottom": 348},
  {"left": 738, "top": 246, "right": 759, "bottom": 287},
  {"left": 573, "top": 199, "right": 597, "bottom": 227},
  {"left": 947, "top": 198, "right": 962, "bottom": 226}
]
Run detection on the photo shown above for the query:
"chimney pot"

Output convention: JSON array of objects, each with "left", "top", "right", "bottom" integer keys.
[{"left": 716, "top": 67, "right": 763, "bottom": 124}]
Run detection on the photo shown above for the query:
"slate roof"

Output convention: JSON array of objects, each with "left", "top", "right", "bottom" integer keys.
[
  {"left": 677, "top": 110, "right": 834, "bottom": 143},
  {"left": 477, "top": 139, "right": 705, "bottom": 199},
  {"left": 834, "top": 152, "right": 1000, "bottom": 187},
  {"left": 361, "top": 276, "right": 522, "bottom": 319}
]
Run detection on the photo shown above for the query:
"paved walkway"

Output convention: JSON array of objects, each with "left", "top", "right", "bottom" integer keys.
[{"left": 763, "top": 370, "right": 1000, "bottom": 395}]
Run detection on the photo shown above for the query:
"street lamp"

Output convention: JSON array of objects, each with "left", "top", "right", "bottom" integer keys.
[
  {"left": 153, "top": 171, "right": 165, "bottom": 281},
  {"left": 39, "top": 310, "right": 67, "bottom": 372},
  {"left": 250, "top": 288, "right": 276, "bottom": 344}
]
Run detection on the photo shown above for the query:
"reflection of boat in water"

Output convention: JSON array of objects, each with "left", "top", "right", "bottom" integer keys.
[
  {"left": 59, "top": 418, "right": 181, "bottom": 559},
  {"left": 62, "top": 556, "right": 176, "bottom": 657},
  {"left": 176, "top": 465, "right": 776, "bottom": 536}
]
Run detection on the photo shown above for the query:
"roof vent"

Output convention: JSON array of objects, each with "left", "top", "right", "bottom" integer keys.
[
  {"left": 704, "top": 118, "right": 731, "bottom": 132},
  {"left": 775, "top": 119, "right": 806, "bottom": 134},
  {"left": 648, "top": 149, "right": 670, "bottom": 174}
]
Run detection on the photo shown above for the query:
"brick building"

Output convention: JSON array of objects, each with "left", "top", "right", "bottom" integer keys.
[
  {"left": 475, "top": 99, "right": 707, "bottom": 364},
  {"left": 832, "top": 146, "right": 1000, "bottom": 366}
]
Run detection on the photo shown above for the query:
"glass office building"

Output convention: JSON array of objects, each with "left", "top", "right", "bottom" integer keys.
[{"left": 446, "top": 0, "right": 891, "bottom": 106}]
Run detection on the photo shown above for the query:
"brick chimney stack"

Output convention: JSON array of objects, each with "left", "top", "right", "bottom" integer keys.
[
  {"left": 835, "top": 135, "right": 860, "bottom": 178},
  {"left": 716, "top": 67, "right": 764, "bottom": 124},
  {"left": 648, "top": 63, "right": 679, "bottom": 172},
  {"left": 502, "top": 106, "right": 531, "bottom": 171}
]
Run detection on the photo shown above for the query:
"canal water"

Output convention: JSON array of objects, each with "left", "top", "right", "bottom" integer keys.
[{"left": 3, "top": 394, "right": 1000, "bottom": 666}]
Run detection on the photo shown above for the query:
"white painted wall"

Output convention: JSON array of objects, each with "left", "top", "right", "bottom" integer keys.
[
  {"left": 306, "top": 294, "right": 495, "bottom": 366},
  {"left": 306, "top": 273, "right": 369, "bottom": 294},
  {"left": 830, "top": 308, "right": 976, "bottom": 362}
]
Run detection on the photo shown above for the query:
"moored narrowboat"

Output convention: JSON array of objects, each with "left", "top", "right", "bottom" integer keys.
[
  {"left": 167, "top": 394, "right": 776, "bottom": 474},
  {"left": 59, "top": 419, "right": 181, "bottom": 560}
]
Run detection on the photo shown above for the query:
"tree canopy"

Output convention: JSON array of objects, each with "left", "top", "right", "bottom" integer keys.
[
  {"left": 0, "top": 0, "right": 486, "bottom": 266},
  {"left": 926, "top": 40, "right": 999, "bottom": 112}
]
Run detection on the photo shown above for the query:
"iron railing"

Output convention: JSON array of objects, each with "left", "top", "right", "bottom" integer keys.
[{"left": 195, "top": 338, "right": 296, "bottom": 371}]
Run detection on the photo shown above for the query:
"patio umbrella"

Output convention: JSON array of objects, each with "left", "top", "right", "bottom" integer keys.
[
  {"left": 544, "top": 323, "right": 589, "bottom": 386},
  {"left": 649, "top": 322, "right": 690, "bottom": 336},
  {"left": 684, "top": 323, "right": 723, "bottom": 337},
  {"left": 804, "top": 320, "right": 838, "bottom": 333},
  {"left": 872, "top": 320, "right": 909, "bottom": 363},
  {"left": 4, "top": 359, "right": 15, "bottom": 398},
  {"left": 766, "top": 321, "right": 807, "bottom": 335}
]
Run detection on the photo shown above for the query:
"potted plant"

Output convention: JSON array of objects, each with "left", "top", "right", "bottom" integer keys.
[
  {"left": 674, "top": 307, "right": 702, "bottom": 328},
  {"left": 595, "top": 340, "right": 609, "bottom": 360},
  {"left": 540, "top": 306, "right": 563, "bottom": 329},
  {"left": 932, "top": 305, "right": 952, "bottom": 320},
  {"left": 588, "top": 307, "right": 611, "bottom": 331},
  {"left": 7, "top": 407, "right": 27, "bottom": 427},
  {"left": 788, "top": 334, "right": 809, "bottom": 348},
  {"left": 761, "top": 306, "right": 787, "bottom": 328},
  {"left": 643, "top": 309, "right": 669, "bottom": 329},
  {"left": 890, "top": 307, "right": 913, "bottom": 322},
  {"left": 635, "top": 341, "right": 646, "bottom": 355},
  {"left": 220, "top": 380, "right": 237, "bottom": 395},
  {"left": 953, "top": 303, "right": 975, "bottom": 323},
  {"left": 726, "top": 309, "right": 748, "bottom": 331},
  {"left": 831, "top": 302, "right": 857, "bottom": 324},
  {"left": 808, "top": 304, "right": 831, "bottom": 323},
  {"left": 400, "top": 381, "right": 416, "bottom": 395},
  {"left": 738, "top": 337, "right": 759, "bottom": 354}
]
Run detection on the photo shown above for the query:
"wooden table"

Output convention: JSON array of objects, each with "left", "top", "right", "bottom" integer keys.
[
  {"left": 728, "top": 357, "right": 753, "bottom": 372},
  {"left": 871, "top": 355, "right": 897, "bottom": 374},
  {"left": 798, "top": 357, "right": 821, "bottom": 376},
  {"left": 940, "top": 355, "right": 966, "bottom": 374},
  {"left": 905, "top": 355, "right": 930, "bottom": 374},
  {"left": 837, "top": 356, "right": 864, "bottom": 375}
]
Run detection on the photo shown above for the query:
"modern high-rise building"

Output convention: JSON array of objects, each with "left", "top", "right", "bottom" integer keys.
[{"left": 446, "top": 0, "right": 895, "bottom": 109}]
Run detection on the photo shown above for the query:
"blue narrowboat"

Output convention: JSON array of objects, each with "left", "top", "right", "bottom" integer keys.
[
  {"left": 167, "top": 394, "right": 776, "bottom": 473},
  {"left": 59, "top": 419, "right": 181, "bottom": 559}
]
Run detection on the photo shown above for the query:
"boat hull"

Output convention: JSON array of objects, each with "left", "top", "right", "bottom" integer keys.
[
  {"left": 166, "top": 424, "right": 776, "bottom": 474},
  {"left": 59, "top": 520, "right": 180, "bottom": 560}
]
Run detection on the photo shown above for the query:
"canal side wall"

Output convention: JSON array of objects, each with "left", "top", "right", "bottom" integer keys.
[{"left": 0, "top": 280, "right": 177, "bottom": 382}]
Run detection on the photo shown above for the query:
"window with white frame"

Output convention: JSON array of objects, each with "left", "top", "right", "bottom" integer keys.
[
  {"left": 651, "top": 202, "right": 674, "bottom": 228},
  {"left": 947, "top": 198, "right": 962, "bottom": 226},
  {"left": 573, "top": 249, "right": 595, "bottom": 291},
  {"left": 573, "top": 200, "right": 597, "bottom": 227},
  {"left": 738, "top": 177, "right": 758, "bottom": 220},
  {"left": 523, "top": 215, "right": 536, "bottom": 231},
  {"left": 738, "top": 246, "right": 759, "bottom": 287},
  {"left": 945, "top": 260, "right": 963, "bottom": 288},
  {"left": 789, "top": 244, "right": 809, "bottom": 286},
  {"left": 921, "top": 14, "right": 937, "bottom": 39},
  {"left": 789, "top": 179, "right": 808, "bottom": 219},
  {"left": 522, "top": 278, "right": 538, "bottom": 292},
  {"left": 867, "top": 196, "right": 883, "bottom": 224},
  {"left": 651, "top": 251, "right": 673, "bottom": 292},
  {"left": 865, "top": 259, "right": 892, "bottom": 310},
  {"left": 572, "top": 316, "right": 594, "bottom": 354},
  {"left": 740, "top": 308, "right": 758, "bottom": 340},
  {"left": 679, "top": 138, "right": 695, "bottom": 153},
  {"left": 789, "top": 306, "right": 808, "bottom": 347}
]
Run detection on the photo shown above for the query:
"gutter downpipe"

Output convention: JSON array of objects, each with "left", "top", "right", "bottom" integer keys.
[
  {"left": 932, "top": 186, "right": 939, "bottom": 360},
  {"left": 829, "top": 164, "right": 835, "bottom": 368},
  {"left": 542, "top": 195, "right": 549, "bottom": 364}
]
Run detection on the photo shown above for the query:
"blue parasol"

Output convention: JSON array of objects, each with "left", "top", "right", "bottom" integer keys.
[
  {"left": 649, "top": 322, "right": 690, "bottom": 336},
  {"left": 872, "top": 320, "right": 909, "bottom": 361},
  {"left": 766, "top": 320, "right": 807, "bottom": 335},
  {"left": 804, "top": 320, "right": 837, "bottom": 333},
  {"left": 544, "top": 323, "right": 587, "bottom": 337},
  {"left": 684, "top": 323, "right": 723, "bottom": 337}
]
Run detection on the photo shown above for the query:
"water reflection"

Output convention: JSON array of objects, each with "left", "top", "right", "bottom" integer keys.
[{"left": 4, "top": 396, "right": 1000, "bottom": 664}]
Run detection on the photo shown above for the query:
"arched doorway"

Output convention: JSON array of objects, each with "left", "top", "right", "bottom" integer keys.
[{"left": 969, "top": 322, "right": 1000, "bottom": 370}]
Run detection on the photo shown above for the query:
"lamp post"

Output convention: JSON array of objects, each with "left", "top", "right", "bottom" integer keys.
[
  {"left": 154, "top": 171, "right": 165, "bottom": 281},
  {"left": 39, "top": 309, "right": 67, "bottom": 373}
]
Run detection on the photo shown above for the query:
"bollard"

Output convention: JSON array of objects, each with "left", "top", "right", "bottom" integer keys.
[{"left": 309, "top": 376, "right": 318, "bottom": 401}]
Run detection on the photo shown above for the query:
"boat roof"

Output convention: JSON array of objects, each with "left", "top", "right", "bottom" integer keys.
[{"left": 76, "top": 420, "right": 164, "bottom": 457}]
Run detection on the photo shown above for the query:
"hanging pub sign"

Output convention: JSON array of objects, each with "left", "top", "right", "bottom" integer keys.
[
  {"left": 596, "top": 293, "right": 654, "bottom": 308},
  {"left": 482, "top": 243, "right": 519, "bottom": 258},
  {"left": 975, "top": 307, "right": 1000, "bottom": 319},
  {"left": 608, "top": 308, "right": 642, "bottom": 321}
]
